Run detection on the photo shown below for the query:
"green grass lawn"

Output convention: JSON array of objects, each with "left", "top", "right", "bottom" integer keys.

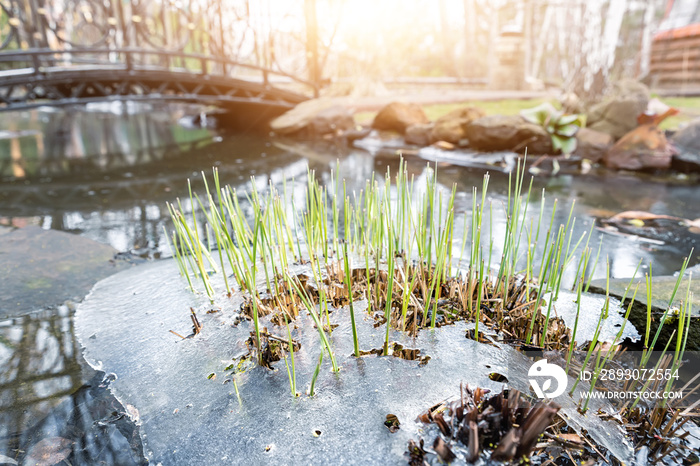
[
  {"left": 657, "top": 97, "right": 700, "bottom": 131},
  {"left": 354, "top": 98, "right": 552, "bottom": 125},
  {"left": 354, "top": 96, "right": 700, "bottom": 131},
  {"left": 419, "top": 98, "right": 552, "bottom": 120}
]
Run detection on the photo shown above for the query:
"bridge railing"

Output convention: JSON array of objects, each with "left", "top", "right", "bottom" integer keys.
[{"left": 0, "top": 47, "right": 318, "bottom": 97}]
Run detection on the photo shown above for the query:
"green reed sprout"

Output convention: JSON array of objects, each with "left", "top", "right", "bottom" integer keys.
[
  {"left": 344, "top": 239, "right": 360, "bottom": 357},
  {"left": 283, "top": 314, "right": 297, "bottom": 398},
  {"left": 309, "top": 350, "right": 323, "bottom": 397}
]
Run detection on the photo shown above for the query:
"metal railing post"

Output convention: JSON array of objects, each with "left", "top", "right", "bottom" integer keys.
[
  {"left": 115, "top": 0, "right": 132, "bottom": 70},
  {"left": 31, "top": 52, "right": 41, "bottom": 75}
]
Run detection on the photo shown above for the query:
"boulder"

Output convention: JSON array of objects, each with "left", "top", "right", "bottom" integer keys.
[
  {"left": 342, "top": 127, "right": 372, "bottom": 143},
  {"left": 271, "top": 98, "right": 335, "bottom": 134},
  {"left": 463, "top": 115, "right": 553, "bottom": 154},
  {"left": 559, "top": 92, "right": 584, "bottom": 114},
  {"left": 574, "top": 127, "right": 613, "bottom": 163},
  {"left": 309, "top": 105, "right": 355, "bottom": 135},
  {"left": 270, "top": 98, "right": 355, "bottom": 136},
  {"left": 603, "top": 124, "right": 675, "bottom": 171},
  {"left": 432, "top": 140, "right": 455, "bottom": 151},
  {"left": 587, "top": 80, "right": 650, "bottom": 140},
  {"left": 405, "top": 123, "right": 434, "bottom": 146},
  {"left": 430, "top": 107, "right": 486, "bottom": 144},
  {"left": 372, "top": 102, "right": 429, "bottom": 134},
  {"left": 671, "top": 118, "right": 700, "bottom": 172}
]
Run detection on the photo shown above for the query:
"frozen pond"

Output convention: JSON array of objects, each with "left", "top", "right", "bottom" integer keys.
[
  {"left": 76, "top": 259, "right": 634, "bottom": 464},
  {"left": 2, "top": 103, "right": 699, "bottom": 464}
]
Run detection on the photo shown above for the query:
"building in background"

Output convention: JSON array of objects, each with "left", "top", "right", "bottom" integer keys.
[{"left": 651, "top": 0, "right": 700, "bottom": 93}]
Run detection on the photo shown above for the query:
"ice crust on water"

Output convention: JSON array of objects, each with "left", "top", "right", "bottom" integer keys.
[{"left": 76, "top": 259, "right": 633, "bottom": 464}]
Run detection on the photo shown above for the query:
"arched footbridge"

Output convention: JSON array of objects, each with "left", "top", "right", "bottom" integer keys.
[{"left": 0, "top": 0, "right": 317, "bottom": 116}]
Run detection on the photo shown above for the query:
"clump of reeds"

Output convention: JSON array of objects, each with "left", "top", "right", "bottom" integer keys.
[
  {"left": 168, "top": 162, "right": 580, "bottom": 376},
  {"left": 167, "top": 161, "right": 585, "bottom": 373}
]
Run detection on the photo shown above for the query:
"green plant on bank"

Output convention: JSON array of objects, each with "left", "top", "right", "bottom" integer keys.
[
  {"left": 520, "top": 102, "right": 584, "bottom": 155},
  {"left": 166, "top": 157, "right": 694, "bottom": 451}
]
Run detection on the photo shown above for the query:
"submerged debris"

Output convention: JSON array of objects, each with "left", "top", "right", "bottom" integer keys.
[
  {"left": 245, "top": 327, "right": 301, "bottom": 370},
  {"left": 407, "top": 439, "right": 427, "bottom": 466},
  {"left": 23, "top": 437, "right": 73, "bottom": 466},
  {"left": 359, "top": 342, "right": 431, "bottom": 365},
  {"left": 191, "top": 308, "right": 202, "bottom": 335},
  {"left": 384, "top": 414, "right": 401, "bottom": 433},
  {"left": 169, "top": 308, "right": 203, "bottom": 339},
  {"left": 597, "top": 210, "right": 700, "bottom": 244}
]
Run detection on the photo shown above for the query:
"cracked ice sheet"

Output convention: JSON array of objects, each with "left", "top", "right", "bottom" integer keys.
[
  {"left": 76, "top": 259, "right": 633, "bottom": 465},
  {"left": 547, "top": 289, "right": 641, "bottom": 344}
]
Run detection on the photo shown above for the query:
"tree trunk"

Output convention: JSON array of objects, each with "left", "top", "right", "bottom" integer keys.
[
  {"left": 638, "top": 0, "right": 657, "bottom": 78},
  {"left": 304, "top": 0, "right": 321, "bottom": 86},
  {"left": 439, "top": 0, "right": 456, "bottom": 77}
]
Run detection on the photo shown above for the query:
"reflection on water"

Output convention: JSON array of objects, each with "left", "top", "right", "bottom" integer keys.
[
  {"left": 0, "top": 102, "right": 214, "bottom": 181},
  {"left": 2, "top": 128, "right": 699, "bottom": 271},
  {"left": 1, "top": 104, "right": 699, "bottom": 464},
  {"left": 0, "top": 131, "right": 361, "bottom": 258},
  {"left": 0, "top": 305, "right": 146, "bottom": 465}
]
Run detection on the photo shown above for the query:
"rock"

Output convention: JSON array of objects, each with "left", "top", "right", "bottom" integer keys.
[
  {"left": 309, "top": 105, "right": 355, "bottom": 136},
  {"left": 342, "top": 127, "right": 372, "bottom": 142},
  {"left": 646, "top": 97, "right": 674, "bottom": 118},
  {"left": 672, "top": 150, "right": 700, "bottom": 174},
  {"left": 588, "top": 101, "right": 646, "bottom": 140},
  {"left": 560, "top": 92, "right": 584, "bottom": 114},
  {"left": 430, "top": 107, "right": 486, "bottom": 144},
  {"left": 372, "top": 102, "right": 429, "bottom": 134},
  {"left": 574, "top": 127, "right": 613, "bottom": 163},
  {"left": 270, "top": 98, "right": 334, "bottom": 134},
  {"left": 587, "top": 80, "right": 650, "bottom": 140},
  {"left": 672, "top": 119, "right": 700, "bottom": 150},
  {"left": 270, "top": 98, "right": 354, "bottom": 136},
  {"left": 431, "top": 119, "right": 464, "bottom": 144},
  {"left": 588, "top": 273, "right": 700, "bottom": 351},
  {"left": 463, "top": 115, "right": 553, "bottom": 154},
  {"left": 405, "top": 123, "right": 434, "bottom": 146},
  {"left": 603, "top": 124, "right": 675, "bottom": 171},
  {"left": 671, "top": 118, "right": 700, "bottom": 172},
  {"left": 432, "top": 140, "right": 455, "bottom": 151}
]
